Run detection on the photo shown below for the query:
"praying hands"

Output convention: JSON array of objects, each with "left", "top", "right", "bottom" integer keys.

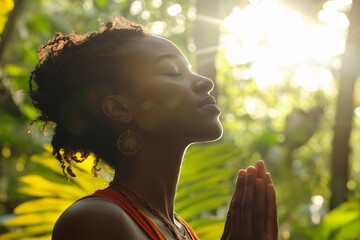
[{"left": 221, "top": 160, "right": 278, "bottom": 240}]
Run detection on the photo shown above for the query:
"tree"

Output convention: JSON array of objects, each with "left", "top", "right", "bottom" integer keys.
[{"left": 330, "top": 0, "right": 360, "bottom": 209}]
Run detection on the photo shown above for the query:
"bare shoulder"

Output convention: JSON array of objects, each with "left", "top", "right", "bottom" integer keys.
[{"left": 52, "top": 197, "right": 149, "bottom": 240}]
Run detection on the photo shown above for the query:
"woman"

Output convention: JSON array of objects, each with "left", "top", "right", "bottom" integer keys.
[{"left": 29, "top": 17, "right": 278, "bottom": 239}]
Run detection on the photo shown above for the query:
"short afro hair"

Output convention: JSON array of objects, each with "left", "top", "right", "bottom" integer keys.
[{"left": 29, "top": 17, "right": 148, "bottom": 177}]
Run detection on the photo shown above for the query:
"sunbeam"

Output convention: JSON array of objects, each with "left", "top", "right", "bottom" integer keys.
[{"left": 220, "top": 0, "right": 352, "bottom": 92}]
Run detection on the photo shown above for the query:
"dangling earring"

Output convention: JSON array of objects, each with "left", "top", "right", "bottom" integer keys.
[{"left": 117, "top": 129, "right": 142, "bottom": 155}]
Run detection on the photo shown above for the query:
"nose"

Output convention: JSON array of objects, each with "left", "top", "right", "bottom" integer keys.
[{"left": 193, "top": 74, "right": 214, "bottom": 93}]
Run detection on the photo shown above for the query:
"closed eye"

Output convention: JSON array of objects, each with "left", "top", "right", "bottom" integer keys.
[{"left": 163, "top": 73, "right": 184, "bottom": 80}]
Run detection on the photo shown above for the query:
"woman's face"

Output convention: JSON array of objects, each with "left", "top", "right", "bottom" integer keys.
[{"left": 122, "top": 36, "right": 222, "bottom": 144}]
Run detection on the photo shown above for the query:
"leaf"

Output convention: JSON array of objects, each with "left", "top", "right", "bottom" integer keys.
[
  {"left": 312, "top": 200, "right": 360, "bottom": 239},
  {"left": 0, "top": 146, "right": 111, "bottom": 239},
  {"left": 193, "top": 220, "right": 224, "bottom": 240},
  {"left": 14, "top": 198, "right": 73, "bottom": 214},
  {"left": 4, "top": 212, "right": 59, "bottom": 226},
  {"left": 95, "top": 0, "right": 109, "bottom": 9},
  {"left": 176, "top": 142, "right": 240, "bottom": 239},
  {"left": 0, "top": 224, "right": 53, "bottom": 240},
  {"left": 0, "top": 15, "right": 6, "bottom": 33},
  {"left": 176, "top": 168, "right": 233, "bottom": 200},
  {"left": 0, "top": 0, "right": 14, "bottom": 14},
  {"left": 18, "top": 175, "right": 88, "bottom": 199},
  {"left": 26, "top": 13, "right": 49, "bottom": 32},
  {"left": 322, "top": 200, "right": 360, "bottom": 229},
  {"left": 332, "top": 218, "right": 360, "bottom": 240},
  {"left": 21, "top": 104, "right": 38, "bottom": 120}
]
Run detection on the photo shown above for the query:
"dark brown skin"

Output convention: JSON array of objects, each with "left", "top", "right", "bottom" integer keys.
[
  {"left": 221, "top": 161, "right": 278, "bottom": 240},
  {"left": 52, "top": 198, "right": 150, "bottom": 239},
  {"left": 52, "top": 36, "right": 278, "bottom": 240}
]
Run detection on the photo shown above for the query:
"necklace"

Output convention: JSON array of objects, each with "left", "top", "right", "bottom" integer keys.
[{"left": 110, "top": 181, "right": 192, "bottom": 240}]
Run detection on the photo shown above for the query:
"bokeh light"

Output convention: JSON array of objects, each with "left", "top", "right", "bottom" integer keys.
[
  {"left": 167, "top": 3, "right": 182, "bottom": 17},
  {"left": 220, "top": 0, "right": 352, "bottom": 92}
]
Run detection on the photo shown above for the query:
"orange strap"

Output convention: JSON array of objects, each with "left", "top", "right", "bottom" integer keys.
[
  {"left": 177, "top": 216, "right": 200, "bottom": 240},
  {"left": 82, "top": 188, "right": 200, "bottom": 240}
]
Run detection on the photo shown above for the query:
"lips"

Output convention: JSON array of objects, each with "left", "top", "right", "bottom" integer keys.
[
  {"left": 198, "top": 96, "right": 216, "bottom": 106},
  {"left": 198, "top": 96, "right": 220, "bottom": 112}
]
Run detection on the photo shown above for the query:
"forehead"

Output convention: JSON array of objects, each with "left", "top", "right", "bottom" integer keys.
[
  {"left": 132, "top": 36, "right": 189, "bottom": 65},
  {"left": 120, "top": 36, "right": 190, "bottom": 88}
]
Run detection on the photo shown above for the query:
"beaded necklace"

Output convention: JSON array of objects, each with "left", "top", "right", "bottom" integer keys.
[{"left": 110, "top": 181, "right": 193, "bottom": 240}]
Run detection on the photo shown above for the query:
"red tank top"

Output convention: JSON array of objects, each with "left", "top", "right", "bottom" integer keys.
[{"left": 82, "top": 188, "right": 200, "bottom": 240}]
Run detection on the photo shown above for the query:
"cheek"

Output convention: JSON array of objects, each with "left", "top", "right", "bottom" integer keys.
[{"left": 132, "top": 83, "right": 191, "bottom": 131}]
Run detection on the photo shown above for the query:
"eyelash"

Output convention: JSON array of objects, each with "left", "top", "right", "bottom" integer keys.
[{"left": 164, "top": 73, "right": 183, "bottom": 79}]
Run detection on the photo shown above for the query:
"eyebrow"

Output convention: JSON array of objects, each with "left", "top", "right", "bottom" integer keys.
[
  {"left": 153, "top": 53, "right": 192, "bottom": 69},
  {"left": 153, "top": 53, "right": 179, "bottom": 65}
]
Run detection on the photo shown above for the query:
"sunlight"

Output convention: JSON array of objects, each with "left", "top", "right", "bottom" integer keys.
[
  {"left": 151, "top": 0, "right": 162, "bottom": 8},
  {"left": 130, "top": 0, "right": 144, "bottom": 16},
  {"left": 167, "top": 3, "right": 182, "bottom": 16},
  {"left": 244, "top": 97, "right": 268, "bottom": 118},
  {"left": 310, "top": 195, "right": 324, "bottom": 224},
  {"left": 220, "top": 0, "right": 352, "bottom": 92},
  {"left": 292, "top": 64, "right": 334, "bottom": 92},
  {"left": 355, "top": 106, "right": 360, "bottom": 117},
  {"left": 149, "top": 21, "right": 167, "bottom": 35}
]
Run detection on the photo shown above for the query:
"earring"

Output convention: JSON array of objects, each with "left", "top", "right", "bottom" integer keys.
[{"left": 117, "top": 129, "right": 142, "bottom": 155}]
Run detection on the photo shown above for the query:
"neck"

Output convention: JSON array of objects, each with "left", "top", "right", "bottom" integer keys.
[{"left": 112, "top": 139, "right": 189, "bottom": 221}]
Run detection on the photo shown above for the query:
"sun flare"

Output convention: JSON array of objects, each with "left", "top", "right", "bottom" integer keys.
[{"left": 220, "top": 0, "right": 352, "bottom": 92}]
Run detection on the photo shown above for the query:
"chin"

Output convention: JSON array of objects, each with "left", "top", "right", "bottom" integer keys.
[
  {"left": 194, "top": 122, "right": 223, "bottom": 143},
  {"left": 207, "top": 127, "right": 223, "bottom": 142}
]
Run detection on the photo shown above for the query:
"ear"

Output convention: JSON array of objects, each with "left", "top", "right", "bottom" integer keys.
[{"left": 102, "top": 95, "right": 133, "bottom": 123}]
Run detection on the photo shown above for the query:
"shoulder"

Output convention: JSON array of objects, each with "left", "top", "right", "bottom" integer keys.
[{"left": 52, "top": 197, "right": 149, "bottom": 240}]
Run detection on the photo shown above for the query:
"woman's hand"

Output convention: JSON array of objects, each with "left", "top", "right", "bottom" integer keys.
[{"left": 221, "top": 160, "right": 278, "bottom": 240}]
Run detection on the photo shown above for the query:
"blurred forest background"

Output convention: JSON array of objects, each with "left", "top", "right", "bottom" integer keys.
[{"left": 0, "top": 0, "right": 359, "bottom": 239}]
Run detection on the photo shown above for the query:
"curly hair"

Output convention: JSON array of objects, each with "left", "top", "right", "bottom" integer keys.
[{"left": 29, "top": 17, "right": 148, "bottom": 178}]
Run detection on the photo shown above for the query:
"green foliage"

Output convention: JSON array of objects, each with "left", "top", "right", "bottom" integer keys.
[
  {"left": 0, "top": 142, "right": 239, "bottom": 240},
  {"left": 1, "top": 0, "right": 360, "bottom": 239},
  {"left": 216, "top": 47, "right": 338, "bottom": 237},
  {"left": 0, "top": 146, "right": 109, "bottom": 240},
  {"left": 177, "top": 142, "right": 241, "bottom": 239},
  {"left": 307, "top": 200, "right": 360, "bottom": 240},
  {"left": 0, "top": 0, "right": 13, "bottom": 32}
]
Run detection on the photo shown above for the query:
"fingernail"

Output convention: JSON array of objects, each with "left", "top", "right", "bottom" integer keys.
[
  {"left": 238, "top": 169, "right": 246, "bottom": 178},
  {"left": 256, "top": 160, "right": 265, "bottom": 168},
  {"left": 246, "top": 166, "right": 256, "bottom": 175}
]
